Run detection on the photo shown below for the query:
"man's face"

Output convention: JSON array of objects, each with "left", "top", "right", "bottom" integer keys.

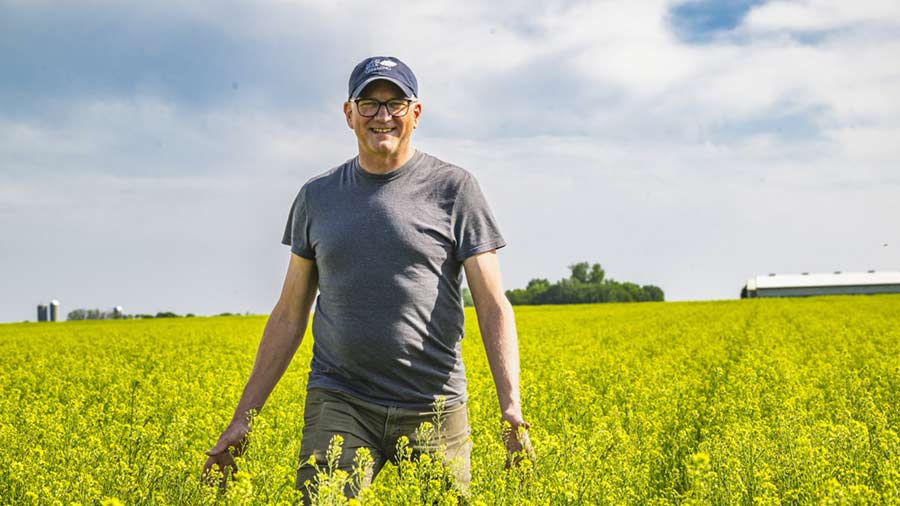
[{"left": 344, "top": 80, "right": 422, "bottom": 160}]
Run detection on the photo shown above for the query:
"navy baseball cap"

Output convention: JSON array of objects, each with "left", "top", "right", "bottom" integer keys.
[{"left": 348, "top": 56, "right": 418, "bottom": 100}]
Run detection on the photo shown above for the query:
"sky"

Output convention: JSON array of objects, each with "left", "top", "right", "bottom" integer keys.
[{"left": 2, "top": 0, "right": 899, "bottom": 322}]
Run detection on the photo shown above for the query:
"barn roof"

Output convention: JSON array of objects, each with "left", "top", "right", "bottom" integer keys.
[{"left": 747, "top": 270, "right": 900, "bottom": 290}]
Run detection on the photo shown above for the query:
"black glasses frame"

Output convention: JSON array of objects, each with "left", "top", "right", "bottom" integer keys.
[{"left": 352, "top": 98, "right": 417, "bottom": 118}]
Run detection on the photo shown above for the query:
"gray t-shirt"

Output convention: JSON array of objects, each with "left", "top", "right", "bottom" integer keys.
[{"left": 282, "top": 150, "right": 505, "bottom": 409}]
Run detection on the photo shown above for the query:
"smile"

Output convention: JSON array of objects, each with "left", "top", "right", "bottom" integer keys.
[{"left": 370, "top": 128, "right": 394, "bottom": 133}]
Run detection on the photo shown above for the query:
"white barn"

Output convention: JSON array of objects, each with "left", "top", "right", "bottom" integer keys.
[{"left": 741, "top": 271, "right": 900, "bottom": 298}]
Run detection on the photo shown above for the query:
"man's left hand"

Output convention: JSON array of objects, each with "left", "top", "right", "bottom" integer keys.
[{"left": 503, "top": 420, "right": 535, "bottom": 469}]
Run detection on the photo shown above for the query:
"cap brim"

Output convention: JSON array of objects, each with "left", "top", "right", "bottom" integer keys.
[{"left": 350, "top": 76, "right": 416, "bottom": 99}]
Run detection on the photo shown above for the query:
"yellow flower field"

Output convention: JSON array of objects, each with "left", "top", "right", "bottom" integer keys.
[{"left": 2, "top": 295, "right": 900, "bottom": 505}]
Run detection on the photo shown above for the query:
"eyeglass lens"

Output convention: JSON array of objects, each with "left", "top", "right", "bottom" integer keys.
[{"left": 356, "top": 99, "right": 411, "bottom": 117}]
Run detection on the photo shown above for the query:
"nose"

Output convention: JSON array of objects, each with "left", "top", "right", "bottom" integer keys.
[{"left": 374, "top": 103, "right": 393, "bottom": 121}]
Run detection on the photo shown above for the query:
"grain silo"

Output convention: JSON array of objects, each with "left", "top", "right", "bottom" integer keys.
[
  {"left": 49, "top": 300, "right": 60, "bottom": 322},
  {"left": 37, "top": 304, "right": 48, "bottom": 322}
]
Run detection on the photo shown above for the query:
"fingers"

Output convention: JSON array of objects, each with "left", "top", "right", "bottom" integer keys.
[
  {"left": 201, "top": 450, "right": 239, "bottom": 491},
  {"left": 202, "top": 422, "right": 252, "bottom": 491},
  {"left": 219, "top": 451, "right": 238, "bottom": 471},
  {"left": 503, "top": 424, "right": 531, "bottom": 451},
  {"left": 505, "top": 447, "right": 534, "bottom": 469},
  {"left": 504, "top": 426, "right": 535, "bottom": 470},
  {"left": 202, "top": 453, "right": 237, "bottom": 475},
  {"left": 202, "top": 455, "right": 217, "bottom": 476}
]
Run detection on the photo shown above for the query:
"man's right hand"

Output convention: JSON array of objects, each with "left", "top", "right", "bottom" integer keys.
[
  {"left": 200, "top": 254, "right": 318, "bottom": 491},
  {"left": 202, "top": 420, "right": 250, "bottom": 491}
]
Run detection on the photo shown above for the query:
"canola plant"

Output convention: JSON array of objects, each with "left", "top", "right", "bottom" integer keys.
[{"left": 1, "top": 295, "right": 899, "bottom": 505}]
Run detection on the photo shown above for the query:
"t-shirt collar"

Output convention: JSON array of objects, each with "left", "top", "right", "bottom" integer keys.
[{"left": 353, "top": 150, "right": 422, "bottom": 182}]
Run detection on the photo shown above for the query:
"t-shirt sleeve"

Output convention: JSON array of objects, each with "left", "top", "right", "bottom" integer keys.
[
  {"left": 451, "top": 173, "right": 506, "bottom": 262},
  {"left": 281, "top": 184, "right": 316, "bottom": 259}
]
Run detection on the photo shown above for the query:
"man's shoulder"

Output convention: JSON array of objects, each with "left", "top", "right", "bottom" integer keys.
[
  {"left": 295, "top": 158, "right": 354, "bottom": 198},
  {"left": 309, "top": 159, "right": 353, "bottom": 186},
  {"left": 415, "top": 151, "right": 474, "bottom": 185}
]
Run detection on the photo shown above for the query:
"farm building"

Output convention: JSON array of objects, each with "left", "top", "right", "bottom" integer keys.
[{"left": 741, "top": 270, "right": 900, "bottom": 298}]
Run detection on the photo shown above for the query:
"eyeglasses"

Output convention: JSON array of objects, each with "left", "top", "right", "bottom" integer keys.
[{"left": 352, "top": 98, "right": 416, "bottom": 118}]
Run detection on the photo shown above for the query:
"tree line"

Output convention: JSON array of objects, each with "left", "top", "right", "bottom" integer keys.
[
  {"left": 66, "top": 309, "right": 199, "bottom": 320},
  {"left": 504, "top": 262, "right": 664, "bottom": 305}
]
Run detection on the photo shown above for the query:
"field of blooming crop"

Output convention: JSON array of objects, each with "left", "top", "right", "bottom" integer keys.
[{"left": 2, "top": 295, "right": 900, "bottom": 505}]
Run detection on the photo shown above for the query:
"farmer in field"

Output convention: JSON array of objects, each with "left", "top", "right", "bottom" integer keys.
[{"left": 203, "top": 56, "right": 531, "bottom": 501}]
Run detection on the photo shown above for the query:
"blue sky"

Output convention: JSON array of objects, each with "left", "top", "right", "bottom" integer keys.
[
  {"left": 669, "top": 0, "right": 768, "bottom": 41},
  {"left": 2, "top": 0, "right": 899, "bottom": 322}
]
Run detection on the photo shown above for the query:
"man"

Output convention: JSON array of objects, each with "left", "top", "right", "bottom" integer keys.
[{"left": 203, "top": 56, "right": 531, "bottom": 501}]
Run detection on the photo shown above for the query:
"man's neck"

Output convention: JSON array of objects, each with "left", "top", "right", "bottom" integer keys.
[{"left": 357, "top": 146, "right": 416, "bottom": 175}]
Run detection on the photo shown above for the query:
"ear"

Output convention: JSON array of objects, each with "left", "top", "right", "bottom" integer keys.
[
  {"left": 410, "top": 101, "right": 422, "bottom": 129},
  {"left": 343, "top": 101, "right": 353, "bottom": 129}
]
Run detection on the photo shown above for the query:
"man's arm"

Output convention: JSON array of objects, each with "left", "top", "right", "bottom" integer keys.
[
  {"left": 203, "top": 253, "right": 318, "bottom": 480},
  {"left": 463, "top": 250, "right": 533, "bottom": 466}
]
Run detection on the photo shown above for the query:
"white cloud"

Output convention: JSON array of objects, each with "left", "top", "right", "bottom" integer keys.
[
  {"left": 745, "top": 0, "right": 900, "bottom": 31},
  {"left": 4, "top": 0, "right": 900, "bottom": 321},
  {"left": 829, "top": 126, "right": 900, "bottom": 166},
  {"left": 547, "top": 1, "right": 712, "bottom": 97},
  {"left": 0, "top": 95, "right": 352, "bottom": 181}
]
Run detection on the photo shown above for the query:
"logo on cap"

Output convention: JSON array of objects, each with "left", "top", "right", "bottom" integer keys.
[{"left": 365, "top": 58, "right": 398, "bottom": 74}]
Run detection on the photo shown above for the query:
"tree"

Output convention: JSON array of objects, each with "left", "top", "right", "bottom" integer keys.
[
  {"left": 642, "top": 285, "right": 665, "bottom": 302},
  {"left": 619, "top": 282, "right": 638, "bottom": 300},
  {"left": 569, "top": 262, "right": 590, "bottom": 284},
  {"left": 67, "top": 308, "right": 114, "bottom": 320},
  {"left": 505, "top": 260, "right": 665, "bottom": 306},
  {"left": 589, "top": 263, "right": 605, "bottom": 284},
  {"left": 505, "top": 288, "right": 533, "bottom": 305},
  {"left": 67, "top": 309, "right": 87, "bottom": 320},
  {"left": 526, "top": 278, "right": 551, "bottom": 292}
]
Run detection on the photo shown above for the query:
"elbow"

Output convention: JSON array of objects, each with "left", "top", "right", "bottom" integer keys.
[
  {"left": 493, "top": 298, "right": 514, "bottom": 325},
  {"left": 270, "top": 302, "right": 309, "bottom": 336},
  {"left": 494, "top": 292, "right": 514, "bottom": 317}
]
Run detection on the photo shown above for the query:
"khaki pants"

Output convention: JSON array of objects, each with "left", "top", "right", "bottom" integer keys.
[{"left": 295, "top": 388, "right": 472, "bottom": 503}]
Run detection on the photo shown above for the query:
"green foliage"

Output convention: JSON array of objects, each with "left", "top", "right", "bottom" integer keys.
[
  {"left": 569, "top": 262, "right": 590, "bottom": 284},
  {"left": 67, "top": 309, "right": 201, "bottom": 321},
  {"left": 462, "top": 288, "right": 474, "bottom": 308},
  {"left": 506, "top": 261, "right": 664, "bottom": 305},
  {"left": 2, "top": 295, "right": 900, "bottom": 504},
  {"left": 302, "top": 435, "right": 374, "bottom": 505},
  {"left": 589, "top": 263, "right": 605, "bottom": 284},
  {"left": 66, "top": 308, "right": 128, "bottom": 320}
]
